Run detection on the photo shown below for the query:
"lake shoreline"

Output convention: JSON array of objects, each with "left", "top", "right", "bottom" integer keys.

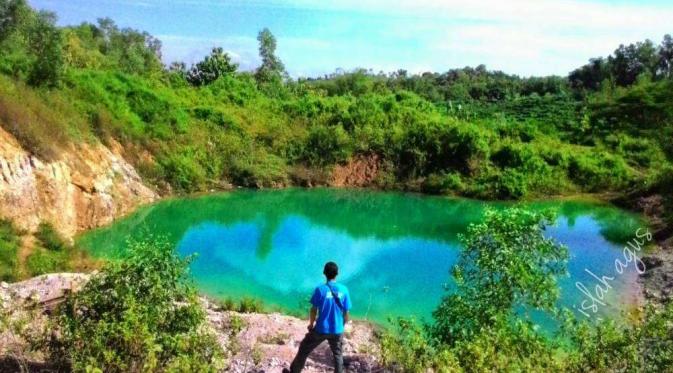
[{"left": 77, "top": 188, "right": 651, "bottom": 325}]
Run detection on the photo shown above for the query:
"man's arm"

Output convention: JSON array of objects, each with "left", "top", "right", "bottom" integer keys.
[
  {"left": 343, "top": 311, "right": 349, "bottom": 325},
  {"left": 308, "top": 306, "right": 317, "bottom": 331}
]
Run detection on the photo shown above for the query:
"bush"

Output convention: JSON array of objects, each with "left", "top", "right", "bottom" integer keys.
[
  {"left": 302, "top": 124, "right": 352, "bottom": 166},
  {"left": 158, "top": 152, "right": 208, "bottom": 193},
  {"left": 422, "top": 172, "right": 464, "bottom": 194},
  {"left": 396, "top": 121, "right": 489, "bottom": 178},
  {"left": 0, "top": 219, "right": 21, "bottom": 282},
  {"left": 51, "top": 238, "right": 225, "bottom": 372},
  {"left": 495, "top": 168, "right": 529, "bottom": 199},
  {"left": 35, "top": 222, "right": 67, "bottom": 251},
  {"left": 26, "top": 11, "right": 64, "bottom": 87},
  {"left": 380, "top": 318, "right": 460, "bottom": 373},
  {"left": 561, "top": 302, "right": 673, "bottom": 372},
  {"left": 25, "top": 247, "right": 69, "bottom": 276},
  {"left": 230, "top": 150, "right": 289, "bottom": 188},
  {"left": 217, "top": 296, "right": 265, "bottom": 313},
  {"left": 568, "top": 152, "right": 633, "bottom": 191}
]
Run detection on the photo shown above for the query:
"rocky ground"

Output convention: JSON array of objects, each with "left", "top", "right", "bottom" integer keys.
[
  {"left": 206, "top": 304, "right": 381, "bottom": 373},
  {"left": 622, "top": 194, "right": 673, "bottom": 305},
  {"left": 641, "top": 237, "right": 673, "bottom": 303},
  {"left": 0, "top": 274, "right": 382, "bottom": 372}
]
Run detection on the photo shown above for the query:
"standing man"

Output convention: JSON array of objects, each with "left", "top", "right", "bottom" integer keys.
[{"left": 285, "top": 262, "right": 352, "bottom": 373}]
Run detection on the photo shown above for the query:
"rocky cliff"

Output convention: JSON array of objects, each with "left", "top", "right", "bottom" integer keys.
[{"left": 0, "top": 127, "right": 156, "bottom": 239}]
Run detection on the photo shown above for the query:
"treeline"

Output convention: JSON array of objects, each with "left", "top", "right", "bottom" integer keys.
[
  {"left": 571, "top": 36, "right": 673, "bottom": 90},
  {"left": 0, "top": 0, "right": 671, "bottom": 203}
]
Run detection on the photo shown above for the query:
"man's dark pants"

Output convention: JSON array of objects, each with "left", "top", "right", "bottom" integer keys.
[{"left": 289, "top": 330, "right": 343, "bottom": 373}]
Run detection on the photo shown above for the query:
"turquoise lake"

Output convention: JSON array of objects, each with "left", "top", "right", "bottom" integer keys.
[{"left": 78, "top": 188, "right": 646, "bottom": 324}]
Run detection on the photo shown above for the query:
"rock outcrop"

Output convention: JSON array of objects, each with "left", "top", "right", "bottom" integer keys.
[
  {"left": 0, "top": 127, "right": 156, "bottom": 238},
  {"left": 330, "top": 154, "right": 382, "bottom": 188},
  {"left": 616, "top": 192, "right": 673, "bottom": 305}
]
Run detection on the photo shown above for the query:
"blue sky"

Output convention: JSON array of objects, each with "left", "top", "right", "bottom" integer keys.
[{"left": 28, "top": 0, "right": 673, "bottom": 77}]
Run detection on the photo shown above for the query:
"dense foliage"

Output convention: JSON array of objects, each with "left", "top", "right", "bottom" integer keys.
[
  {"left": 381, "top": 208, "right": 673, "bottom": 372},
  {"left": 0, "top": 0, "right": 671, "bottom": 199},
  {"left": 50, "top": 238, "right": 224, "bottom": 372}
]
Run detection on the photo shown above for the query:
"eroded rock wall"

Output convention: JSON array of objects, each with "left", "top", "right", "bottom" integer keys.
[{"left": 0, "top": 127, "right": 156, "bottom": 238}]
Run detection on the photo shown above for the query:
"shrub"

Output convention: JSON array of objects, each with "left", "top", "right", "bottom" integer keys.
[
  {"left": 230, "top": 150, "right": 289, "bottom": 188},
  {"left": 158, "top": 152, "right": 208, "bottom": 193},
  {"left": 449, "top": 319, "right": 562, "bottom": 372},
  {"left": 397, "top": 121, "right": 489, "bottom": 177},
  {"left": 494, "top": 168, "right": 529, "bottom": 199},
  {"left": 0, "top": 219, "right": 21, "bottom": 282},
  {"left": 216, "top": 296, "right": 265, "bottom": 313},
  {"left": 380, "top": 318, "right": 460, "bottom": 373},
  {"left": 568, "top": 152, "right": 633, "bottom": 191},
  {"left": 51, "top": 238, "right": 225, "bottom": 372},
  {"left": 302, "top": 124, "right": 352, "bottom": 166},
  {"left": 35, "top": 222, "right": 67, "bottom": 251},
  {"left": 561, "top": 302, "right": 673, "bottom": 372},
  {"left": 26, "top": 11, "right": 64, "bottom": 87},
  {"left": 25, "top": 248, "right": 69, "bottom": 276},
  {"left": 422, "top": 172, "right": 464, "bottom": 194}
]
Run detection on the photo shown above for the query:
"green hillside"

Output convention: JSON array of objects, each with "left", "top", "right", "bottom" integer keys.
[{"left": 1, "top": 1, "right": 671, "bottom": 201}]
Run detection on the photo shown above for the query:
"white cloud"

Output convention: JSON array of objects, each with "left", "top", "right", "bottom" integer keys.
[
  {"left": 157, "top": 34, "right": 258, "bottom": 69},
  {"left": 147, "top": 0, "right": 672, "bottom": 76}
]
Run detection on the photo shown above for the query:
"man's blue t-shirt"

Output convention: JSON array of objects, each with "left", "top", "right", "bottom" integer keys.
[{"left": 310, "top": 281, "right": 351, "bottom": 335}]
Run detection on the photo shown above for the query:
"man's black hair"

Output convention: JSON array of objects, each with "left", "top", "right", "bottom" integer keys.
[{"left": 323, "top": 261, "right": 338, "bottom": 280}]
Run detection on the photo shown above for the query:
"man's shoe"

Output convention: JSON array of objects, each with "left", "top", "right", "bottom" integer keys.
[{"left": 282, "top": 369, "right": 291, "bottom": 373}]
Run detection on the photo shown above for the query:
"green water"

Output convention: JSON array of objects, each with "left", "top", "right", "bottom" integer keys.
[{"left": 78, "top": 188, "right": 646, "bottom": 324}]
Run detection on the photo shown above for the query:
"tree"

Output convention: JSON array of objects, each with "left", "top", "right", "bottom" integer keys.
[
  {"left": 27, "top": 10, "right": 63, "bottom": 87},
  {"left": 431, "top": 208, "right": 569, "bottom": 345},
  {"left": 88, "top": 17, "right": 163, "bottom": 75},
  {"left": 0, "top": 0, "right": 29, "bottom": 42},
  {"left": 609, "top": 40, "right": 658, "bottom": 86},
  {"left": 657, "top": 34, "right": 673, "bottom": 79},
  {"left": 569, "top": 58, "right": 608, "bottom": 91},
  {"left": 186, "top": 47, "right": 238, "bottom": 86},
  {"left": 255, "top": 28, "right": 286, "bottom": 83}
]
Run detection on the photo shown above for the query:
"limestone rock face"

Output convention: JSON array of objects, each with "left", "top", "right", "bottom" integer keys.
[{"left": 0, "top": 127, "right": 156, "bottom": 238}]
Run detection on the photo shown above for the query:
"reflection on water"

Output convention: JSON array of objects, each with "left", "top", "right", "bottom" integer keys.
[{"left": 78, "top": 188, "right": 645, "bottom": 324}]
